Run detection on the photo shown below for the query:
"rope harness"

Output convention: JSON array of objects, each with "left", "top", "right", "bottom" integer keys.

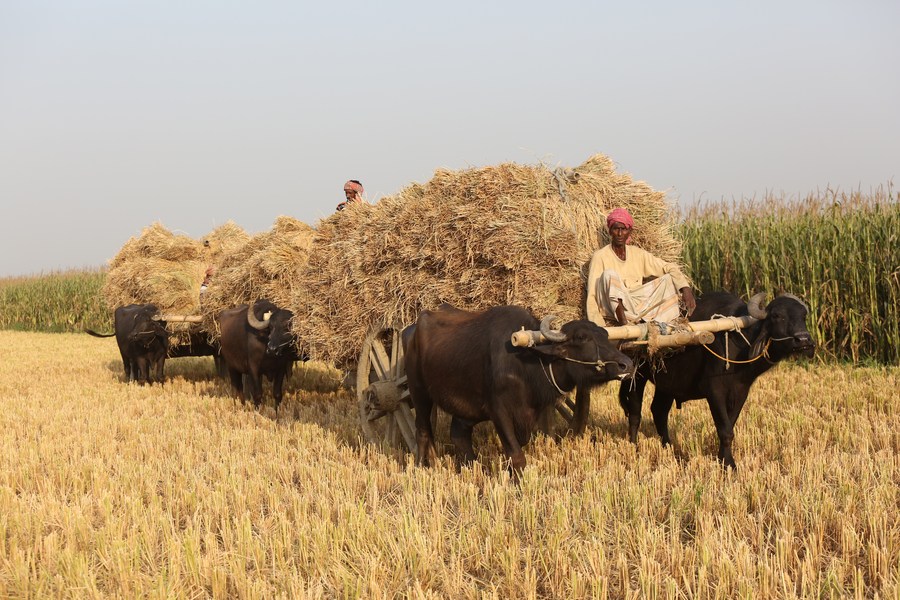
[
  {"left": 700, "top": 327, "right": 795, "bottom": 368},
  {"left": 539, "top": 355, "right": 621, "bottom": 395},
  {"left": 540, "top": 360, "right": 566, "bottom": 395},
  {"left": 700, "top": 338, "right": 773, "bottom": 367}
]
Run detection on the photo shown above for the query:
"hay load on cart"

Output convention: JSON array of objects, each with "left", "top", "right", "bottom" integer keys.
[
  {"left": 197, "top": 216, "right": 316, "bottom": 339},
  {"left": 289, "top": 153, "right": 685, "bottom": 368},
  {"left": 102, "top": 221, "right": 249, "bottom": 346},
  {"left": 104, "top": 153, "right": 685, "bottom": 361}
]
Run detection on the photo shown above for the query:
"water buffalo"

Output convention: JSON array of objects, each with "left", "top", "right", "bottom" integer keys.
[
  {"left": 619, "top": 291, "right": 815, "bottom": 469},
  {"left": 404, "top": 304, "right": 634, "bottom": 479},
  {"left": 217, "top": 299, "right": 302, "bottom": 413},
  {"left": 85, "top": 303, "right": 169, "bottom": 384}
]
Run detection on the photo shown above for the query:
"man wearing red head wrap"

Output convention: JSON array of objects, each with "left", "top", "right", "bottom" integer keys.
[
  {"left": 586, "top": 208, "right": 696, "bottom": 326},
  {"left": 337, "top": 180, "right": 365, "bottom": 211},
  {"left": 606, "top": 207, "right": 634, "bottom": 230}
]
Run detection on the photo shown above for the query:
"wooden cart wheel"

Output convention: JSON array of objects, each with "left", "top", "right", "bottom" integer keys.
[
  {"left": 357, "top": 326, "right": 418, "bottom": 457},
  {"left": 534, "top": 396, "right": 579, "bottom": 437}
]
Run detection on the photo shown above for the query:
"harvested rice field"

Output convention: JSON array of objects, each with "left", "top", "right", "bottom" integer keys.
[{"left": 0, "top": 330, "right": 896, "bottom": 598}]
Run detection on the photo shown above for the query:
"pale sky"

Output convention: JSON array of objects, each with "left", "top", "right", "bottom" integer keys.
[{"left": 1, "top": 1, "right": 897, "bottom": 277}]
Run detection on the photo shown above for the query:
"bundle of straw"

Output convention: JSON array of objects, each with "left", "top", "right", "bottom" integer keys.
[
  {"left": 103, "top": 223, "right": 205, "bottom": 312},
  {"left": 199, "top": 216, "right": 316, "bottom": 337},
  {"left": 290, "top": 153, "right": 682, "bottom": 367},
  {"left": 103, "top": 221, "right": 249, "bottom": 344}
]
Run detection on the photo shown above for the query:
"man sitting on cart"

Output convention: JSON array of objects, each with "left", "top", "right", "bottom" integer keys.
[{"left": 586, "top": 208, "right": 696, "bottom": 327}]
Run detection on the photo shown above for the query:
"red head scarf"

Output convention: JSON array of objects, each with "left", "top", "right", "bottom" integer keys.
[
  {"left": 343, "top": 180, "right": 364, "bottom": 195},
  {"left": 606, "top": 208, "right": 634, "bottom": 230}
]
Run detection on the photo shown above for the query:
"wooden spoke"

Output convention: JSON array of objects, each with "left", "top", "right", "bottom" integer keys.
[
  {"left": 357, "top": 326, "right": 415, "bottom": 457},
  {"left": 556, "top": 401, "right": 575, "bottom": 422}
]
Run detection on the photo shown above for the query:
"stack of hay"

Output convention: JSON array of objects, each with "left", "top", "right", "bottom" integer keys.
[
  {"left": 103, "top": 221, "right": 249, "bottom": 345},
  {"left": 198, "top": 216, "right": 317, "bottom": 337},
  {"left": 290, "top": 153, "right": 683, "bottom": 367},
  {"left": 102, "top": 153, "right": 683, "bottom": 365},
  {"left": 200, "top": 221, "right": 251, "bottom": 269}
]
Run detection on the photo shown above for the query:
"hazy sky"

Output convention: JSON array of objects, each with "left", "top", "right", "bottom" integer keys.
[{"left": 1, "top": 1, "right": 897, "bottom": 277}]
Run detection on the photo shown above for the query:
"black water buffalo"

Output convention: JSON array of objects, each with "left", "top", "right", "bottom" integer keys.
[
  {"left": 404, "top": 304, "right": 634, "bottom": 478},
  {"left": 85, "top": 303, "right": 169, "bottom": 384},
  {"left": 619, "top": 291, "right": 815, "bottom": 469},
  {"left": 217, "top": 299, "right": 301, "bottom": 413}
]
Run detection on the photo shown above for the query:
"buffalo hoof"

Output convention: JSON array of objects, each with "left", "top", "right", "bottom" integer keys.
[{"left": 718, "top": 457, "right": 737, "bottom": 471}]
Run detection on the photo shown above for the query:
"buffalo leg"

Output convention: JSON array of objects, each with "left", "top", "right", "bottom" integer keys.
[
  {"left": 152, "top": 357, "right": 165, "bottom": 385},
  {"left": 535, "top": 404, "right": 557, "bottom": 438},
  {"left": 450, "top": 417, "right": 477, "bottom": 466},
  {"left": 246, "top": 365, "right": 264, "bottom": 408},
  {"left": 619, "top": 376, "right": 647, "bottom": 444},
  {"left": 726, "top": 387, "right": 750, "bottom": 426},
  {"left": 250, "top": 376, "right": 264, "bottom": 408},
  {"left": 214, "top": 355, "right": 228, "bottom": 378},
  {"left": 408, "top": 380, "right": 437, "bottom": 466},
  {"left": 491, "top": 410, "right": 528, "bottom": 481},
  {"left": 228, "top": 368, "right": 245, "bottom": 404},
  {"left": 650, "top": 392, "right": 675, "bottom": 447},
  {"left": 707, "top": 396, "right": 737, "bottom": 469},
  {"left": 272, "top": 370, "right": 286, "bottom": 417},
  {"left": 124, "top": 358, "right": 136, "bottom": 382},
  {"left": 134, "top": 356, "right": 150, "bottom": 385},
  {"left": 569, "top": 386, "right": 591, "bottom": 436}
]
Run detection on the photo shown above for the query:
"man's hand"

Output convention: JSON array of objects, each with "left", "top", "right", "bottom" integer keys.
[{"left": 680, "top": 287, "right": 697, "bottom": 317}]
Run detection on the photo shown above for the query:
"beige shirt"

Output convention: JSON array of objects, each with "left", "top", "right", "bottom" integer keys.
[{"left": 585, "top": 244, "right": 690, "bottom": 324}]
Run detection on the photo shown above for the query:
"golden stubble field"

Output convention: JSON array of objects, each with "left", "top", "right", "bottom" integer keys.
[{"left": 0, "top": 331, "right": 897, "bottom": 599}]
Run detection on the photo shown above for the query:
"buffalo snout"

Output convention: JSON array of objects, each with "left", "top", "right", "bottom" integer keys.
[
  {"left": 793, "top": 331, "right": 816, "bottom": 357},
  {"left": 267, "top": 339, "right": 291, "bottom": 356},
  {"left": 602, "top": 354, "right": 634, "bottom": 380}
]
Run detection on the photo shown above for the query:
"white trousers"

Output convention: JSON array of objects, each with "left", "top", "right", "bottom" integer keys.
[{"left": 596, "top": 270, "right": 681, "bottom": 324}]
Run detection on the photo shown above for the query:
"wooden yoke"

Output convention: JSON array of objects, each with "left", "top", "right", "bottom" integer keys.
[
  {"left": 157, "top": 315, "right": 204, "bottom": 323},
  {"left": 620, "top": 330, "right": 715, "bottom": 352},
  {"left": 511, "top": 315, "right": 757, "bottom": 352}
]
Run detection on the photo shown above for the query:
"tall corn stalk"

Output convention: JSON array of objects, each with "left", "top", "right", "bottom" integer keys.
[
  {"left": 678, "top": 185, "right": 899, "bottom": 364},
  {"left": 0, "top": 269, "right": 112, "bottom": 332}
]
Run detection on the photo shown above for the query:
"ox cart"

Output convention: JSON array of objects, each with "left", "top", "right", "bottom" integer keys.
[
  {"left": 354, "top": 313, "right": 759, "bottom": 457},
  {"left": 150, "top": 314, "right": 227, "bottom": 374}
]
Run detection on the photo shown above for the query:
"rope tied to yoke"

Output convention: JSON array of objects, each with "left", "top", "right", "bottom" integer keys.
[
  {"left": 539, "top": 355, "right": 621, "bottom": 395},
  {"left": 701, "top": 338, "right": 773, "bottom": 367},
  {"left": 699, "top": 313, "right": 794, "bottom": 367}
]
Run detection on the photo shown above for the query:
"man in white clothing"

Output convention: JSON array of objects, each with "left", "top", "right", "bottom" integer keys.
[{"left": 586, "top": 208, "right": 696, "bottom": 326}]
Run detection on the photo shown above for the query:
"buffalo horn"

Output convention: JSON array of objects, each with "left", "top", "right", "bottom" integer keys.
[
  {"left": 246, "top": 304, "right": 271, "bottom": 330},
  {"left": 778, "top": 293, "right": 809, "bottom": 313},
  {"left": 539, "top": 315, "right": 567, "bottom": 342},
  {"left": 747, "top": 292, "right": 768, "bottom": 320}
]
